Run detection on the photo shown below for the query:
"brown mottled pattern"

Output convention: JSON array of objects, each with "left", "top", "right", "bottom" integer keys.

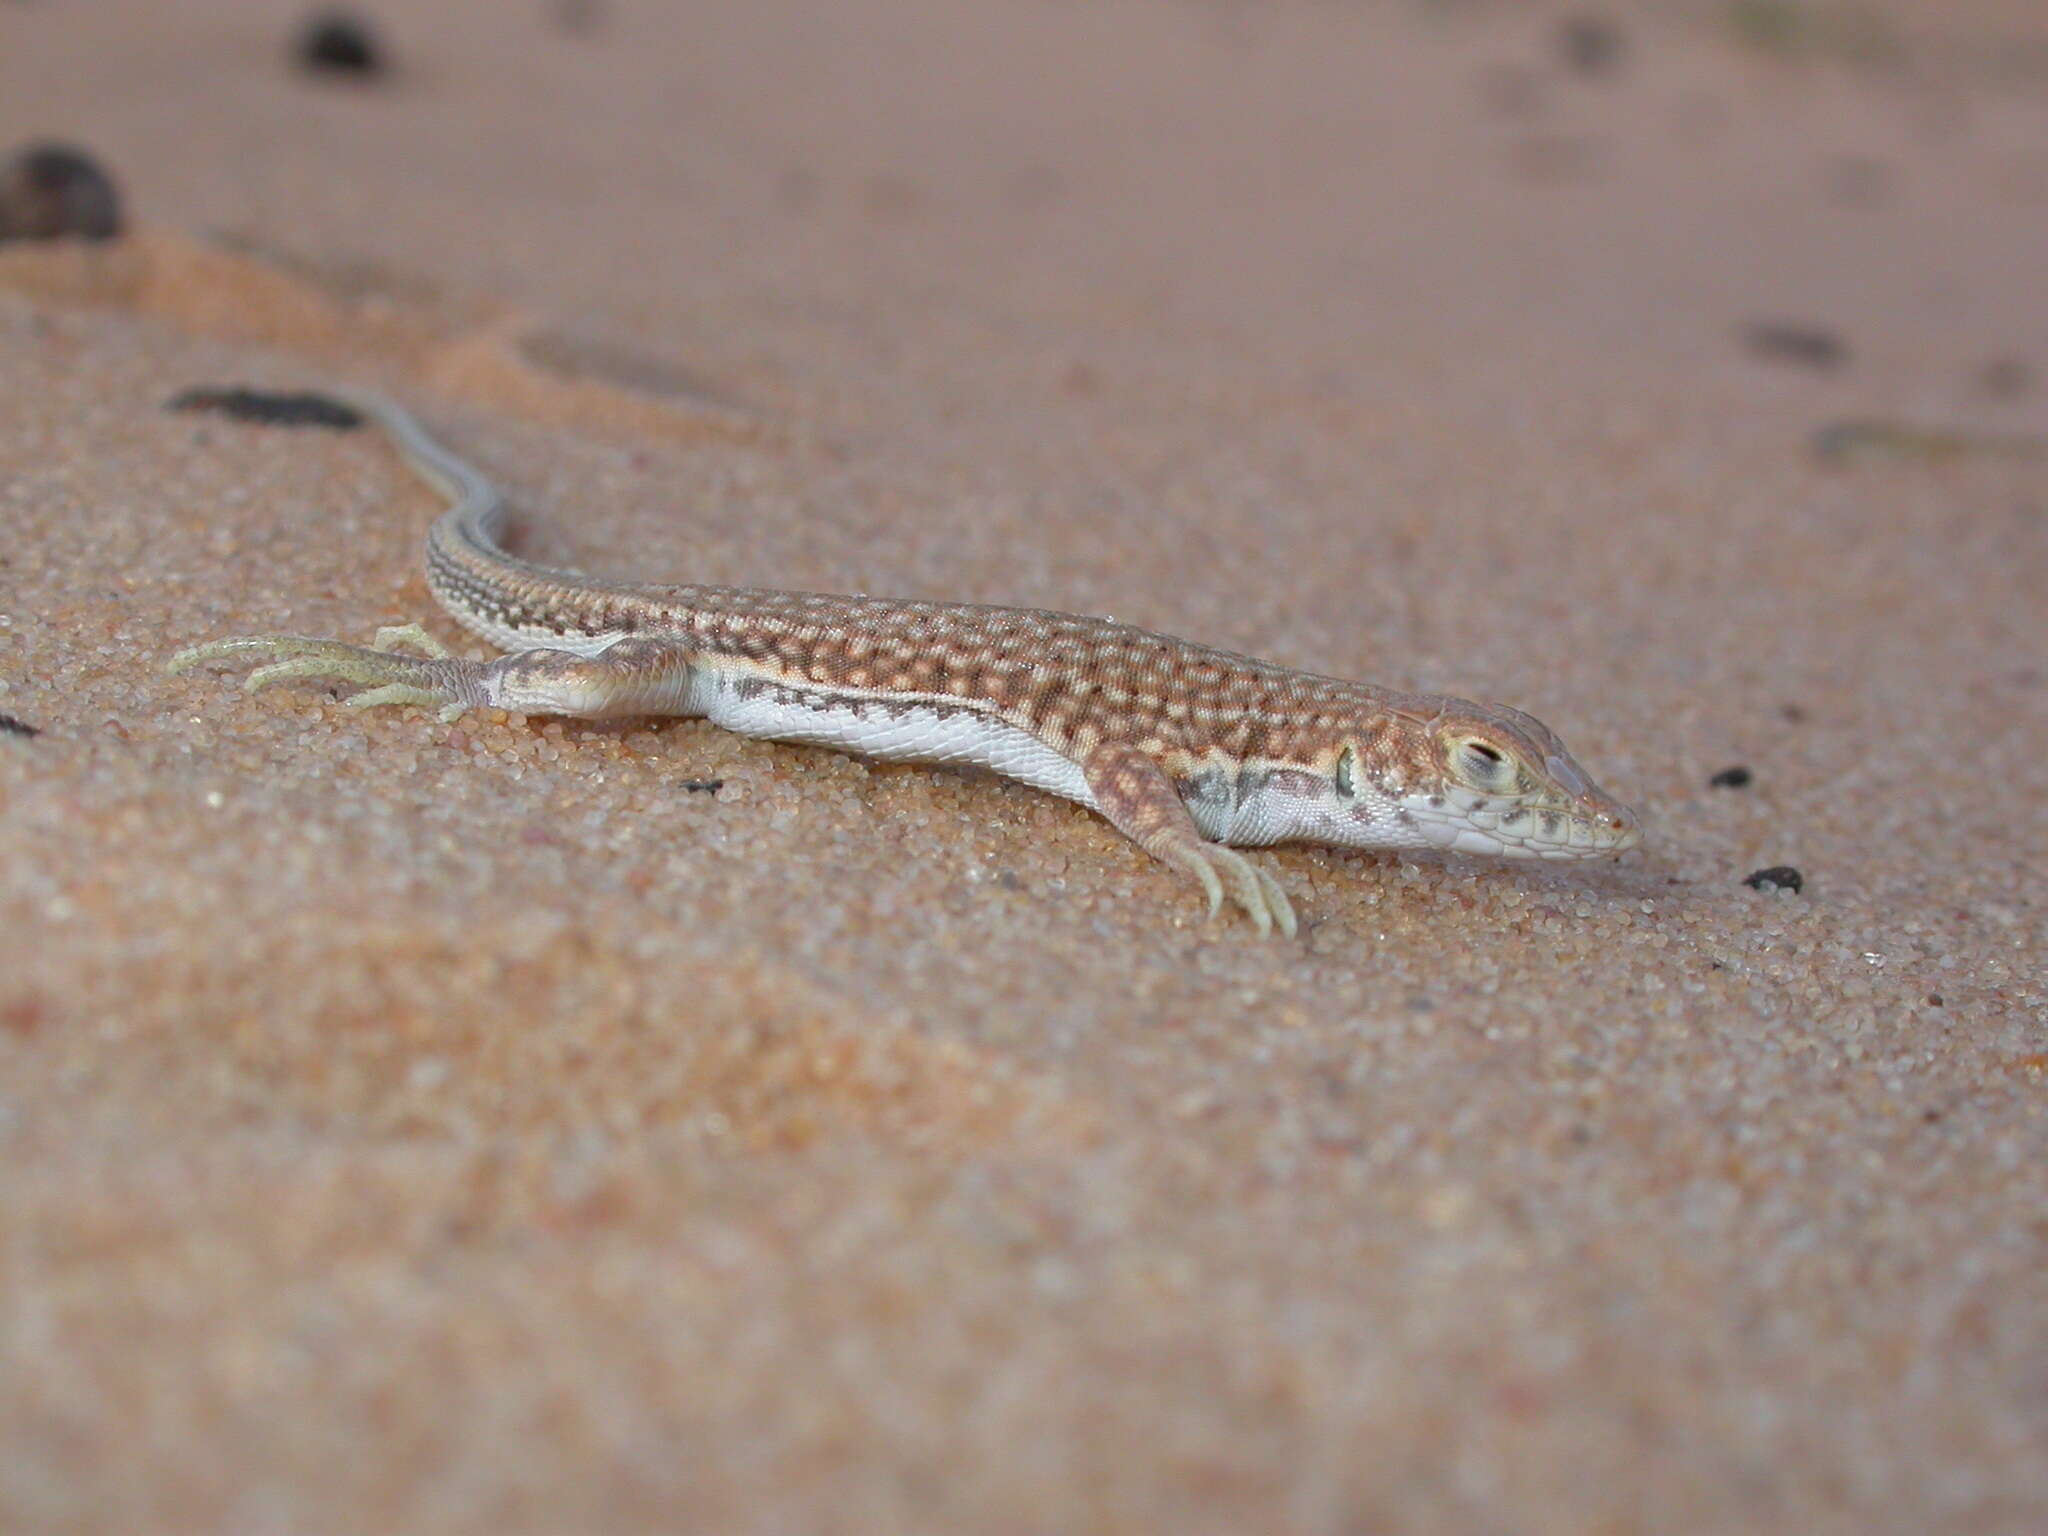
[
  {"left": 428, "top": 507, "right": 1442, "bottom": 783},
  {"left": 173, "top": 396, "right": 1639, "bottom": 934}
]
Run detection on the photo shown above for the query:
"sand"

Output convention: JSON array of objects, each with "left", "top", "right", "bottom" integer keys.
[{"left": 1, "top": 1, "right": 2044, "bottom": 1530}]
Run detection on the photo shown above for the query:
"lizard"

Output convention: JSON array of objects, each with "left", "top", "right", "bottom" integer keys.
[{"left": 167, "top": 391, "right": 1643, "bottom": 935}]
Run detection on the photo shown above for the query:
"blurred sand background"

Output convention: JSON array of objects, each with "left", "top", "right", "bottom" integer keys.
[{"left": 2, "top": 1, "right": 2045, "bottom": 1530}]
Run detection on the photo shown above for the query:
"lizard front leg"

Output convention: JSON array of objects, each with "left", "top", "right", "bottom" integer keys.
[
  {"left": 1083, "top": 743, "right": 1297, "bottom": 937},
  {"left": 168, "top": 630, "right": 704, "bottom": 723}
]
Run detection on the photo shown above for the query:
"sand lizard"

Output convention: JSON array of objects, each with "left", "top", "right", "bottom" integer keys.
[{"left": 168, "top": 392, "right": 1642, "bottom": 935}]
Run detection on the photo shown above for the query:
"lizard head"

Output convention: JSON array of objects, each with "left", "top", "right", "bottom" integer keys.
[
  {"left": 1388, "top": 699, "right": 1641, "bottom": 859},
  {"left": 1233, "top": 696, "right": 1642, "bottom": 859}
]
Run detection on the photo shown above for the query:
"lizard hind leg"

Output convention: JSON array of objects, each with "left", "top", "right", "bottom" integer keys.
[
  {"left": 167, "top": 632, "right": 494, "bottom": 723},
  {"left": 1082, "top": 743, "right": 1298, "bottom": 937},
  {"left": 169, "top": 631, "right": 704, "bottom": 725},
  {"left": 1147, "top": 836, "right": 1298, "bottom": 939}
]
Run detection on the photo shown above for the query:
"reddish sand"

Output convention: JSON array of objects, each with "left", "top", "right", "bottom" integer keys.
[{"left": 2, "top": 2, "right": 2044, "bottom": 1530}]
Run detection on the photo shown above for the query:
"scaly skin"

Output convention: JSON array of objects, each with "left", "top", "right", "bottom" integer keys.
[{"left": 169, "top": 392, "right": 1643, "bottom": 935}]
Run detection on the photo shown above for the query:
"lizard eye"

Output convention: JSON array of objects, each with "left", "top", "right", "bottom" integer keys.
[{"left": 1452, "top": 737, "right": 1513, "bottom": 789}]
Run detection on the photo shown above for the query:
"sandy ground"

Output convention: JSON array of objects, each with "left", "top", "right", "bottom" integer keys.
[{"left": 2, "top": 1, "right": 2045, "bottom": 1530}]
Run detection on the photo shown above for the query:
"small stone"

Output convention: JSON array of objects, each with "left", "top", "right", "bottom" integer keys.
[
  {"left": 552, "top": 0, "right": 607, "bottom": 33},
  {"left": 0, "top": 143, "right": 123, "bottom": 243},
  {"left": 1743, "top": 866, "right": 1804, "bottom": 895},
  {"left": 296, "top": 10, "right": 386, "bottom": 78},
  {"left": 0, "top": 713, "right": 40, "bottom": 738},
  {"left": 1708, "top": 765, "right": 1752, "bottom": 789},
  {"left": 1558, "top": 15, "right": 1626, "bottom": 77},
  {"left": 1742, "top": 321, "right": 1847, "bottom": 371},
  {"left": 1975, "top": 357, "right": 2033, "bottom": 399}
]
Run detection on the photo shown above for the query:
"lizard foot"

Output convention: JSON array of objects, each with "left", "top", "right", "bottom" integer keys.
[
  {"left": 1083, "top": 742, "right": 1302, "bottom": 937},
  {"left": 1153, "top": 838, "right": 1298, "bottom": 938},
  {"left": 166, "top": 628, "right": 488, "bottom": 723}
]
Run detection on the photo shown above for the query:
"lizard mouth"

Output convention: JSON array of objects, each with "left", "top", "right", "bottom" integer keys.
[{"left": 1408, "top": 799, "right": 1641, "bottom": 859}]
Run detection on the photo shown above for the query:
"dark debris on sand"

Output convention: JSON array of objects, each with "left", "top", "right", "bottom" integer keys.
[
  {"left": 166, "top": 386, "right": 365, "bottom": 431},
  {"left": 1744, "top": 866, "right": 1804, "bottom": 894},
  {"left": 0, "top": 143, "right": 123, "bottom": 243},
  {"left": 1742, "top": 321, "right": 1848, "bottom": 371},
  {"left": 296, "top": 10, "right": 386, "bottom": 78}
]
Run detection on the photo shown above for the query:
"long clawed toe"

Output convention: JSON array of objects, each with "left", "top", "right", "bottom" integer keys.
[
  {"left": 1160, "top": 839, "right": 1298, "bottom": 938},
  {"left": 1248, "top": 861, "right": 1299, "bottom": 939},
  {"left": 166, "top": 629, "right": 482, "bottom": 722},
  {"left": 370, "top": 623, "right": 450, "bottom": 658}
]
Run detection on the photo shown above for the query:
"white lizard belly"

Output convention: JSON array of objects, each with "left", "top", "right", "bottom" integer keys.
[{"left": 705, "top": 677, "right": 1097, "bottom": 809}]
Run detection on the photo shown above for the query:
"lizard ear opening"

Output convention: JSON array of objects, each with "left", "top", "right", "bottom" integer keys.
[{"left": 1333, "top": 744, "right": 1358, "bottom": 799}]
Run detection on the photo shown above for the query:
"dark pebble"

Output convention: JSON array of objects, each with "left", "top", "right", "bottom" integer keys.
[
  {"left": 1708, "top": 765, "right": 1753, "bottom": 789},
  {"left": 0, "top": 713, "right": 41, "bottom": 739},
  {"left": 1742, "top": 321, "right": 1848, "bottom": 370},
  {"left": 679, "top": 779, "right": 726, "bottom": 794},
  {"left": 297, "top": 10, "right": 386, "bottom": 77},
  {"left": 553, "top": 0, "right": 607, "bottom": 33},
  {"left": 166, "top": 386, "right": 365, "bottom": 430},
  {"left": 0, "top": 143, "right": 124, "bottom": 243},
  {"left": 1976, "top": 357, "right": 2033, "bottom": 399},
  {"left": 1558, "top": 15, "right": 1626, "bottom": 76},
  {"left": 1744, "top": 866, "right": 1804, "bottom": 894}
]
